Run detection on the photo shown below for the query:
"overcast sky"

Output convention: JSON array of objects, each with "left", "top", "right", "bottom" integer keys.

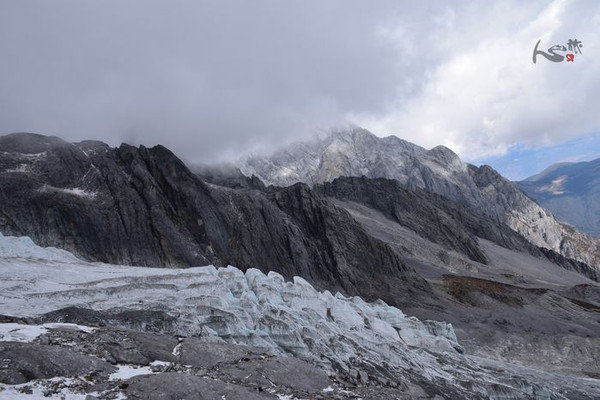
[{"left": 1, "top": 0, "right": 599, "bottom": 179}]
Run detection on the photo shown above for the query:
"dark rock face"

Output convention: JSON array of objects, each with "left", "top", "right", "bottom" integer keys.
[
  {"left": 1, "top": 132, "right": 597, "bottom": 287},
  {"left": 317, "top": 177, "right": 490, "bottom": 264},
  {"left": 0, "top": 133, "right": 214, "bottom": 267},
  {"left": 264, "top": 183, "right": 427, "bottom": 300},
  {"left": 0, "top": 133, "right": 428, "bottom": 303}
]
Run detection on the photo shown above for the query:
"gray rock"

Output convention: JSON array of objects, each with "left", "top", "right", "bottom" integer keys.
[
  {"left": 218, "top": 356, "right": 331, "bottom": 392},
  {"left": 125, "top": 372, "right": 277, "bottom": 400},
  {"left": 178, "top": 338, "right": 264, "bottom": 369},
  {"left": 0, "top": 341, "right": 115, "bottom": 383}
]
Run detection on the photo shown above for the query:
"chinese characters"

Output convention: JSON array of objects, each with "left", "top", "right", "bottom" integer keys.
[{"left": 533, "top": 38, "right": 583, "bottom": 64}]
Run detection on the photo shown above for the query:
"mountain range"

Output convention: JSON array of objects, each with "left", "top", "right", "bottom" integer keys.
[
  {"left": 517, "top": 158, "right": 600, "bottom": 237},
  {"left": 241, "top": 128, "right": 600, "bottom": 269},
  {"left": 1, "top": 130, "right": 599, "bottom": 399}
]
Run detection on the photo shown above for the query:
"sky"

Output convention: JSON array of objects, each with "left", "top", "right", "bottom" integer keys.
[{"left": 1, "top": 0, "right": 599, "bottom": 180}]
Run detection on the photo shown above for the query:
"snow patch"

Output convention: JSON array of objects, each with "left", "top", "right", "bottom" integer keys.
[
  {"left": 276, "top": 166, "right": 295, "bottom": 178},
  {"left": 37, "top": 184, "right": 97, "bottom": 199},
  {"left": 109, "top": 364, "right": 156, "bottom": 381},
  {"left": 172, "top": 342, "right": 182, "bottom": 357},
  {"left": 0, "top": 151, "right": 47, "bottom": 159},
  {"left": 536, "top": 175, "right": 568, "bottom": 195},
  {"left": 2, "top": 164, "right": 31, "bottom": 173},
  {"left": 0, "top": 323, "right": 95, "bottom": 343},
  {"left": 0, "top": 324, "right": 47, "bottom": 343}
]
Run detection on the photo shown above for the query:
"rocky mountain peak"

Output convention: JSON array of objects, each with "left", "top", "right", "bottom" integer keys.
[
  {"left": 425, "top": 145, "right": 462, "bottom": 165},
  {"left": 240, "top": 128, "right": 452, "bottom": 189},
  {"left": 239, "top": 129, "right": 600, "bottom": 270}
]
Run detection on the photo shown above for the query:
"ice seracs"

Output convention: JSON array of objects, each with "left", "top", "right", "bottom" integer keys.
[{"left": 1, "top": 232, "right": 597, "bottom": 397}]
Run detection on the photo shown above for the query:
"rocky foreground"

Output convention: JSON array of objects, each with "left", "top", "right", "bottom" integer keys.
[{"left": 1, "top": 234, "right": 599, "bottom": 399}]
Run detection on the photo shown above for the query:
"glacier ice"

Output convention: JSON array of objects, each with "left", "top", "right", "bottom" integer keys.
[
  {"left": 0, "top": 232, "right": 462, "bottom": 382},
  {"left": 1, "top": 232, "right": 594, "bottom": 398}
]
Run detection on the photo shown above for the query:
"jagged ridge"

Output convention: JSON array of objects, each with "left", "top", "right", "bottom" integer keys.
[
  {"left": 0, "top": 132, "right": 428, "bottom": 307},
  {"left": 240, "top": 128, "right": 600, "bottom": 270}
]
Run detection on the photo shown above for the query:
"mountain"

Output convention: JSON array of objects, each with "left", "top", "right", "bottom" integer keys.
[
  {"left": 2, "top": 132, "right": 600, "bottom": 398},
  {"left": 0, "top": 132, "right": 428, "bottom": 307},
  {"left": 517, "top": 158, "right": 600, "bottom": 237},
  {"left": 240, "top": 128, "right": 600, "bottom": 270}
]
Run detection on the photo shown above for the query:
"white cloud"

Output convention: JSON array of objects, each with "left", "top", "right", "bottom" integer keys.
[{"left": 353, "top": 0, "right": 600, "bottom": 161}]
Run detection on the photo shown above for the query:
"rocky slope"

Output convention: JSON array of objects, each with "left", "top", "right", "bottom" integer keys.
[
  {"left": 324, "top": 197, "right": 600, "bottom": 391},
  {"left": 1, "top": 233, "right": 598, "bottom": 399},
  {"left": 315, "top": 176, "right": 598, "bottom": 281},
  {"left": 517, "top": 158, "right": 600, "bottom": 237},
  {"left": 240, "top": 128, "right": 600, "bottom": 270}
]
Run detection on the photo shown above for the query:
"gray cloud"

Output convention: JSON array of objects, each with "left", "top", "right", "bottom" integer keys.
[{"left": 1, "top": 0, "right": 599, "bottom": 164}]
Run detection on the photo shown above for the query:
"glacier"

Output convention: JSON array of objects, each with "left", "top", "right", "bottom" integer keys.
[{"left": 1, "top": 232, "right": 599, "bottom": 399}]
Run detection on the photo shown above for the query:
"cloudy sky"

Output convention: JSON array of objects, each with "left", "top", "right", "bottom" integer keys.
[{"left": 1, "top": 0, "right": 599, "bottom": 179}]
